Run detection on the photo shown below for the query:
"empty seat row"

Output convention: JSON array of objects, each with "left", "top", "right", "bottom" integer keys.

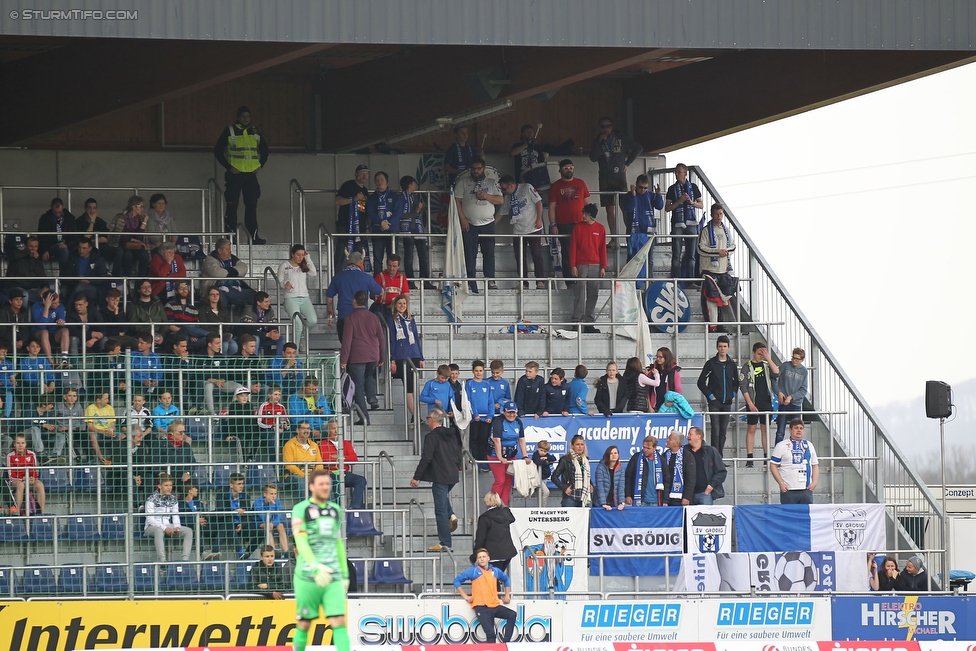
[
  {"left": 0, "top": 557, "right": 412, "bottom": 596},
  {"left": 0, "top": 514, "right": 125, "bottom": 543}
]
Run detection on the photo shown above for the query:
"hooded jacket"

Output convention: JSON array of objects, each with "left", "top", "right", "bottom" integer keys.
[
  {"left": 697, "top": 355, "right": 739, "bottom": 405},
  {"left": 593, "top": 374, "right": 629, "bottom": 416},
  {"left": 474, "top": 506, "right": 517, "bottom": 562}
]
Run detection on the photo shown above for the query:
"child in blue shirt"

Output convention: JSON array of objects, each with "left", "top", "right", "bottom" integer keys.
[
  {"left": 567, "top": 364, "right": 593, "bottom": 415},
  {"left": 419, "top": 364, "right": 455, "bottom": 414},
  {"left": 486, "top": 359, "right": 512, "bottom": 416},
  {"left": 253, "top": 483, "right": 289, "bottom": 555},
  {"left": 466, "top": 360, "right": 494, "bottom": 470}
]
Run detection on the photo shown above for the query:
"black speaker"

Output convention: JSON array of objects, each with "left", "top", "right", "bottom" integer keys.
[{"left": 925, "top": 380, "right": 952, "bottom": 419}]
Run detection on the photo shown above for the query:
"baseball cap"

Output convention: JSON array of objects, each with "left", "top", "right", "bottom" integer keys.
[
  {"left": 558, "top": 159, "right": 574, "bottom": 168},
  {"left": 355, "top": 163, "right": 369, "bottom": 173},
  {"left": 234, "top": 386, "right": 251, "bottom": 396},
  {"left": 503, "top": 400, "right": 518, "bottom": 413}
]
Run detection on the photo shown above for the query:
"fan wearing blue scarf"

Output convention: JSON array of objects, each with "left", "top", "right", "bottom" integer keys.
[
  {"left": 665, "top": 164, "right": 703, "bottom": 281},
  {"left": 621, "top": 174, "right": 665, "bottom": 278},
  {"left": 624, "top": 436, "right": 664, "bottom": 506},
  {"left": 697, "top": 203, "right": 738, "bottom": 328}
]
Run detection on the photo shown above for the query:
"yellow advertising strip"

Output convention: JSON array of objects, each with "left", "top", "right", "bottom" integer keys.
[{"left": 0, "top": 600, "right": 335, "bottom": 651}]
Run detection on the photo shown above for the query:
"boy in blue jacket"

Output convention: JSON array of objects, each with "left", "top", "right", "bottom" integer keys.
[
  {"left": 419, "top": 364, "right": 455, "bottom": 415},
  {"left": 466, "top": 360, "right": 494, "bottom": 470},
  {"left": 567, "top": 364, "right": 592, "bottom": 415},
  {"left": 541, "top": 368, "right": 570, "bottom": 417},
  {"left": 485, "top": 359, "right": 512, "bottom": 416},
  {"left": 514, "top": 361, "right": 545, "bottom": 418}
]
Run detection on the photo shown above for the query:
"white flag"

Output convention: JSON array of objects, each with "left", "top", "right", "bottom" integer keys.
[
  {"left": 635, "top": 299, "right": 654, "bottom": 366},
  {"left": 611, "top": 238, "right": 654, "bottom": 342},
  {"left": 441, "top": 191, "right": 469, "bottom": 323}
]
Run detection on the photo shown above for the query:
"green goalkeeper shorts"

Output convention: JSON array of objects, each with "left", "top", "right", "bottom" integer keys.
[{"left": 294, "top": 577, "right": 347, "bottom": 620}]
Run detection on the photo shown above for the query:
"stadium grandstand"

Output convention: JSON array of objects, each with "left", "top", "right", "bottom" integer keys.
[{"left": 0, "top": 1, "right": 974, "bottom": 647}]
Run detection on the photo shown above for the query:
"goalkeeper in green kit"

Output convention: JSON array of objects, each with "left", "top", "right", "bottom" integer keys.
[{"left": 291, "top": 469, "right": 350, "bottom": 651}]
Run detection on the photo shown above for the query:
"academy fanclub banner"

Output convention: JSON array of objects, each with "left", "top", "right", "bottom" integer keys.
[
  {"left": 522, "top": 413, "right": 704, "bottom": 460},
  {"left": 589, "top": 506, "right": 683, "bottom": 576},
  {"left": 508, "top": 507, "right": 590, "bottom": 595},
  {"left": 831, "top": 595, "right": 972, "bottom": 641},
  {"left": 674, "top": 551, "right": 871, "bottom": 593},
  {"left": 735, "top": 503, "right": 886, "bottom": 553}
]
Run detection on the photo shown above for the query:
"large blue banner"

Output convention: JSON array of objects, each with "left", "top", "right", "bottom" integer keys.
[
  {"left": 735, "top": 504, "right": 886, "bottom": 553},
  {"left": 521, "top": 413, "right": 704, "bottom": 460},
  {"left": 589, "top": 506, "right": 684, "bottom": 576},
  {"left": 831, "top": 595, "right": 971, "bottom": 640}
]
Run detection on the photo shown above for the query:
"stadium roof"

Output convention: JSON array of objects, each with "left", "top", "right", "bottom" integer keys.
[{"left": 0, "top": 0, "right": 974, "bottom": 149}]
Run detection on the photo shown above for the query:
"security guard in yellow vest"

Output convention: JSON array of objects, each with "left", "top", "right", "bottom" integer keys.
[{"left": 214, "top": 106, "right": 269, "bottom": 244}]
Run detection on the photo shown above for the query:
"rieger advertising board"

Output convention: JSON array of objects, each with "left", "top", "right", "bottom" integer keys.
[
  {"left": 700, "top": 597, "right": 832, "bottom": 642},
  {"left": 561, "top": 601, "right": 700, "bottom": 642}
]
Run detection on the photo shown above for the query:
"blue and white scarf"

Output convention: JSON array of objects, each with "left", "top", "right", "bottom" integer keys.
[
  {"left": 676, "top": 179, "right": 697, "bottom": 226},
  {"left": 374, "top": 188, "right": 393, "bottom": 228},
  {"left": 705, "top": 220, "right": 732, "bottom": 266},
  {"left": 399, "top": 192, "right": 424, "bottom": 235},
  {"left": 665, "top": 447, "right": 685, "bottom": 500},
  {"left": 166, "top": 257, "right": 179, "bottom": 298},
  {"left": 218, "top": 255, "right": 241, "bottom": 291},
  {"left": 347, "top": 198, "right": 372, "bottom": 274},
  {"left": 630, "top": 190, "right": 657, "bottom": 234},
  {"left": 633, "top": 452, "right": 664, "bottom": 506},
  {"left": 509, "top": 183, "right": 523, "bottom": 222}
]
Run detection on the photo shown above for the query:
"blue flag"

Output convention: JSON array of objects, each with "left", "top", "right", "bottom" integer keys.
[{"left": 589, "top": 506, "right": 683, "bottom": 576}]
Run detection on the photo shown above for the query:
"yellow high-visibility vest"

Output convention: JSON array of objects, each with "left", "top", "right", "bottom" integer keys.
[{"left": 226, "top": 124, "right": 262, "bottom": 173}]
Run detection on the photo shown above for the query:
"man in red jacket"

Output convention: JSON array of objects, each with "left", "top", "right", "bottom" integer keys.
[
  {"left": 568, "top": 204, "right": 607, "bottom": 333},
  {"left": 318, "top": 420, "right": 368, "bottom": 510},
  {"left": 6, "top": 432, "right": 46, "bottom": 515},
  {"left": 149, "top": 242, "right": 187, "bottom": 300},
  {"left": 340, "top": 290, "right": 386, "bottom": 425}
]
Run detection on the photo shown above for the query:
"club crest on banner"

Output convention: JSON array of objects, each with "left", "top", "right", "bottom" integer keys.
[
  {"left": 690, "top": 511, "right": 728, "bottom": 553},
  {"left": 832, "top": 507, "right": 868, "bottom": 550},
  {"left": 645, "top": 280, "right": 691, "bottom": 334}
]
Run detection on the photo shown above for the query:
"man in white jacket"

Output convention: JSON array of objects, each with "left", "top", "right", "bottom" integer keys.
[{"left": 145, "top": 473, "right": 193, "bottom": 562}]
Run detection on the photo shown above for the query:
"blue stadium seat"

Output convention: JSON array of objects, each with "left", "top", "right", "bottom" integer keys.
[
  {"left": 133, "top": 564, "right": 157, "bottom": 594},
  {"left": 190, "top": 464, "right": 211, "bottom": 489},
  {"left": 73, "top": 466, "right": 103, "bottom": 492},
  {"left": 211, "top": 465, "right": 235, "bottom": 491},
  {"left": 0, "top": 517, "right": 28, "bottom": 542},
  {"left": 350, "top": 558, "right": 366, "bottom": 589},
  {"left": 100, "top": 515, "right": 126, "bottom": 541},
  {"left": 247, "top": 464, "right": 278, "bottom": 490},
  {"left": 199, "top": 563, "right": 226, "bottom": 591},
  {"left": 346, "top": 510, "right": 383, "bottom": 536},
  {"left": 232, "top": 562, "right": 253, "bottom": 590},
  {"left": 20, "top": 564, "right": 57, "bottom": 595},
  {"left": 63, "top": 514, "right": 100, "bottom": 541},
  {"left": 29, "top": 516, "right": 56, "bottom": 542},
  {"left": 90, "top": 563, "right": 128, "bottom": 593},
  {"left": 40, "top": 466, "right": 72, "bottom": 493},
  {"left": 0, "top": 565, "right": 13, "bottom": 597},
  {"left": 58, "top": 564, "right": 85, "bottom": 595},
  {"left": 185, "top": 417, "right": 208, "bottom": 438},
  {"left": 372, "top": 558, "right": 412, "bottom": 585},
  {"left": 165, "top": 563, "right": 198, "bottom": 591}
]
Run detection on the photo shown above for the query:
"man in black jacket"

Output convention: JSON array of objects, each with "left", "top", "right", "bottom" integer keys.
[
  {"left": 683, "top": 427, "right": 727, "bottom": 505},
  {"left": 38, "top": 198, "right": 76, "bottom": 268},
  {"left": 410, "top": 408, "right": 462, "bottom": 552},
  {"left": 250, "top": 545, "right": 288, "bottom": 599},
  {"left": 214, "top": 106, "right": 269, "bottom": 243},
  {"left": 6, "top": 236, "right": 47, "bottom": 293},
  {"left": 697, "top": 335, "right": 738, "bottom": 457},
  {"left": 62, "top": 238, "right": 110, "bottom": 303},
  {"left": 624, "top": 436, "right": 664, "bottom": 507}
]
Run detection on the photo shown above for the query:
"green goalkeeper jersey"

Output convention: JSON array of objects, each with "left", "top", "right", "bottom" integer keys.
[{"left": 291, "top": 499, "right": 346, "bottom": 583}]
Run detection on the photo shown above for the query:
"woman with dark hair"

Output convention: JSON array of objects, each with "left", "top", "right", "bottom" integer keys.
[
  {"left": 387, "top": 294, "right": 424, "bottom": 423},
  {"left": 650, "top": 347, "right": 682, "bottom": 412},
  {"left": 199, "top": 287, "right": 238, "bottom": 355},
  {"left": 552, "top": 435, "right": 592, "bottom": 507},
  {"left": 146, "top": 193, "right": 179, "bottom": 249},
  {"left": 593, "top": 445, "right": 626, "bottom": 511},
  {"left": 397, "top": 176, "right": 434, "bottom": 289},
  {"left": 279, "top": 244, "right": 318, "bottom": 349},
  {"left": 621, "top": 356, "right": 659, "bottom": 413},
  {"left": 594, "top": 360, "right": 628, "bottom": 417},
  {"left": 869, "top": 555, "right": 900, "bottom": 592}
]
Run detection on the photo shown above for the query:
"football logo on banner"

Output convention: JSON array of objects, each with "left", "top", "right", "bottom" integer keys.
[
  {"left": 832, "top": 508, "right": 868, "bottom": 550},
  {"left": 691, "top": 511, "right": 728, "bottom": 553}
]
